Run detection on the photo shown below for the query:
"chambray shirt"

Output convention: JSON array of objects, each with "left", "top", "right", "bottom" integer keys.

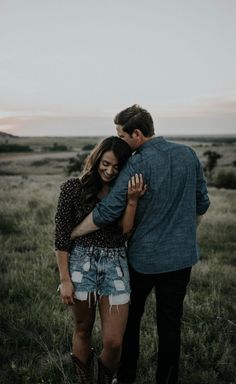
[{"left": 93, "top": 136, "right": 210, "bottom": 274}]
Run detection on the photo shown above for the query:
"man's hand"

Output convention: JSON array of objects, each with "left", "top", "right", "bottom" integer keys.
[
  {"left": 71, "top": 212, "right": 99, "bottom": 239},
  {"left": 197, "top": 215, "right": 204, "bottom": 227}
]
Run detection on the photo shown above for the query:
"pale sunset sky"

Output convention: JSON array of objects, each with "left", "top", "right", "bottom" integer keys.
[{"left": 0, "top": 0, "right": 236, "bottom": 136}]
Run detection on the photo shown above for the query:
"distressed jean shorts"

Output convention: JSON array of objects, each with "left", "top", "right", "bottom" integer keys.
[{"left": 69, "top": 244, "right": 130, "bottom": 306}]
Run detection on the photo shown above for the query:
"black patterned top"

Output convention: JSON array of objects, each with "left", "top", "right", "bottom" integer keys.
[{"left": 55, "top": 178, "right": 127, "bottom": 252}]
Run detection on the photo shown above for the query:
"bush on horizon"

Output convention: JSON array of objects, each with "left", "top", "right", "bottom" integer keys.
[
  {"left": 0, "top": 144, "right": 33, "bottom": 153},
  {"left": 43, "top": 142, "right": 69, "bottom": 152},
  {"left": 66, "top": 153, "right": 87, "bottom": 175},
  {"left": 213, "top": 170, "right": 236, "bottom": 189}
]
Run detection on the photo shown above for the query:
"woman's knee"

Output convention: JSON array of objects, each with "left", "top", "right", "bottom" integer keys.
[
  {"left": 74, "top": 322, "right": 93, "bottom": 340},
  {"left": 103, "top": 335, "right": 123, "bottom": 352}
]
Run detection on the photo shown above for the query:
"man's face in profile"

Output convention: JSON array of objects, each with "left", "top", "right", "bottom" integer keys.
[{"left": 116, "top": 125, "right": 138, "bottom": 152}]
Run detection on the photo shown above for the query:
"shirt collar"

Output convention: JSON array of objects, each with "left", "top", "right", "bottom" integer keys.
[{"left": 136, "top": 135, "right": 164, "bottom": 153}]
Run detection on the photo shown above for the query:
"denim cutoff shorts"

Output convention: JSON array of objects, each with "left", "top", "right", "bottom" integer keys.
[{"left": 69, "top": 244, "right": 130, "bottom": 306}]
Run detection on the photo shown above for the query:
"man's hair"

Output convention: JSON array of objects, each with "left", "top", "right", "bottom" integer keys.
[{"left": 114, "top": 104, "right": 155, "bottom": 137}]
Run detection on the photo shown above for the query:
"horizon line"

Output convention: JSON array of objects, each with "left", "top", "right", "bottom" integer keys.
[{"left": 1, "top": 132, "right": 236, "bottom": 139}]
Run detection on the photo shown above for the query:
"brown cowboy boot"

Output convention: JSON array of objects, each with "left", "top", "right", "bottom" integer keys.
[
  {"left": 97, "top": 357, "right": 114, "bottom": 384},
  {"left": 71, "top": 351, "right": 94, "bottom": 384}
]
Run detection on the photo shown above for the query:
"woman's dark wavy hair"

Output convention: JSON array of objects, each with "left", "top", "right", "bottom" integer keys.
[{"left": 80, "top": 136, "right": 131, "bottom": 203}]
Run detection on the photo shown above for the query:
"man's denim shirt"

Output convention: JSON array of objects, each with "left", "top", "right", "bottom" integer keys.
[{"left": 93, "top": 136, "right": 210, "bottom": 274}]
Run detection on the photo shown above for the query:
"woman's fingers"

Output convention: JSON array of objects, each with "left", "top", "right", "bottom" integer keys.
[
  {"left": 128, "top": 174, "right": 146, "bottom": 196},
  {"left": 131, "top": 175, "right": 136, "bottom": 188},
  {"left": 128, "top": 179, "right": 132, "bottom": 192},
  {"left": 61, "top": 295, "right": 74, "bottom": 305},
  {"left": 129, "top": 174, "right": 143, "bottom": 189},
  {"left": 135, "top": 174, "right": 144, "bottom": 191},
  {"left": 135, "top": 173, "right": 143, "bottom": 188},
  {"left": 140, "top": 183, "right": 147, "bottom": 196},
  {"left": 60, "top": 283, "right": 75, "bottom": 305}
]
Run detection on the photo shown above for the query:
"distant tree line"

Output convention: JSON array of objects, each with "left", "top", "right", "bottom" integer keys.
[{"left": 0, "top": 142, "right": 69, "bottom": 153}]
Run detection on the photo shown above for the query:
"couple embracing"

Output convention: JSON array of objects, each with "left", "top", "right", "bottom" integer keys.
[{"left": 55, "top": 105, "right": 210, "bottom": 384}]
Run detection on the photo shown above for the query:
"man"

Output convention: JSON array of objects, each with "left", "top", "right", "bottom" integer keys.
[{"left": 71, "top": 105, "right": 210, "bottom": 384}]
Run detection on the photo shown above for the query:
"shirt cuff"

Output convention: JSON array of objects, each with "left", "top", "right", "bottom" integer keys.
[{"left": 93, "top": 206, "right": 105, "bottom": 227}]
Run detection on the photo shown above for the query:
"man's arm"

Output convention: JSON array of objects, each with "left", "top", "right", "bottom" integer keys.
[
  {"left": 71, "top": 212, "right": 99, "bottom": 238},
  {"left": 71, "top": 171, "right": 145, "bottom": 239},
  {"left": 71, "top": 162, "right": 135, "bottom": 238},
  {"left": 197, "top": 215, "right": 204, "bottom": 227}
]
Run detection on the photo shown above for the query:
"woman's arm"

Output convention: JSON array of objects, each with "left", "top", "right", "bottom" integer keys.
[
  {"left": 56, "top": 250, "right": 75, "bottom": 305},
  {"left": 55, "top": 180, "right": 79, "bottom": 304},
  {"left": 55, "top": 179, "right": 77, "bottom": 251},
  {"left": 121, "top": 173, "right": 146, "bottom": 234}
]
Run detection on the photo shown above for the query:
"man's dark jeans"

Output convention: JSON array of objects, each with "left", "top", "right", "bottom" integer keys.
[{"left": 117, "top": 264, "right": 191, "bottom": 384}]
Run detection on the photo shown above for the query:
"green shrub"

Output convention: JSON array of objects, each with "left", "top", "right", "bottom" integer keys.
[
  {"left": 0, "top": 144, "right": 33, "bottom": 153},
  {"left": 213, "top": 170, "right": 236, "bottom": 189},
  {"left": 43, "top": 143, "right": 68, "bottom": 152},
  {"left": 82, "top": 144, "right": 95, "bottom": 151},
  {"left": 66, "top": 153, "right": 87, "bottom": 175},
  {"left": 203, "top": 150, "right": 222, "bottom": 181}
]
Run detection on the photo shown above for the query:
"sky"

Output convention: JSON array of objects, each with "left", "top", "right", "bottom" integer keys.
[{"left": 0, "top": 0, "right": 236, "bottom": 136}]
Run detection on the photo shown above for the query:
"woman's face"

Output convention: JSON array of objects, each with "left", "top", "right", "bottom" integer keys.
[{"left": 98, "top": 150, "right": 119, "bottom": 183}]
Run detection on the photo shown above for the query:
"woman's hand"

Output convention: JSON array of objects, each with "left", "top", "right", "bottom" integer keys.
[
  {"left": 128, "top": 174, "right": 147, "bottom": 204},
  {"left": 59, "top": 279, "right": 75, "bottom": 305},
  {"left": 120, "top": 173, "right": 147, "bottom": 234}
]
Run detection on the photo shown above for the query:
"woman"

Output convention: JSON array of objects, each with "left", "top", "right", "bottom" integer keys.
[{"left": 55, "top": 136, "right": 146, "bottom": 384}]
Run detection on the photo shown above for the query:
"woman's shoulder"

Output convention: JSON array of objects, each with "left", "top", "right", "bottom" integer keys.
[{"left": 60, "top": 177, "right": 82, "bottom": 193}]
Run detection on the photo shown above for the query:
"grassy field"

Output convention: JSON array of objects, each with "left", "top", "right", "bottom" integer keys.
[{"left": 0, "top": 136, "right": 235, "bottom": 383}]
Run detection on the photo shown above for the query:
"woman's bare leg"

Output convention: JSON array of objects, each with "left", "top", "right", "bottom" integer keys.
[
  {"left": 71, "top": 297, "right": 96, "bottom": 363},
  {"left": 99, "top": 296, "right": 129, "bottom": 372}
]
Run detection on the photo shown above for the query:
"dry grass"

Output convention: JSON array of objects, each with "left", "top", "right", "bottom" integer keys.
[{"left": 0, "top": 136, "right": 235, "bottom": 383}]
